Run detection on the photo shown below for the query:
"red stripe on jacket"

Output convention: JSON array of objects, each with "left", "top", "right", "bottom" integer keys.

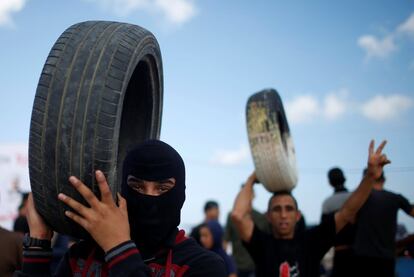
[{"left": 107, "top": 248, "right": 140, "bottom": 269}]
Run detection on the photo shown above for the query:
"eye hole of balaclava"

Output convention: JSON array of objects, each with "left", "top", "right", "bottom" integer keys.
[{"left": 120, "top": 140, "right": 186, "bottom": 254}]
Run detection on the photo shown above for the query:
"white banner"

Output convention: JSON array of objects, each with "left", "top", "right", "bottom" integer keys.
[{"left": 0, "top": 143, "right": 30, "bottom": 230}]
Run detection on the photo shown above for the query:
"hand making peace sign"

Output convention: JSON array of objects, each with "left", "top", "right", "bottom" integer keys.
[{"left": 365, "top": 140, "right": 391, "bottom": 181}]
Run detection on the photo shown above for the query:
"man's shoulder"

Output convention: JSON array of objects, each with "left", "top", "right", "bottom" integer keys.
[
  {"left": 319, "top": 213, "right": 336, "bottom": 226},
  {"left": 247, "top": 223, "right": 273, "bottom": 246},
  {"left": 306, "top": 213, "right": 336, "bottom": 237},
  {"left": 67, "top": 239, "right": 103, "bottom": 260},
  {"left": 382, "top": 189, "right": 404, "bottom": 197},
  {"left": 174, "top": 238, "right": 226, "bottom": 275},
  {"left": 175, "top": 237, "right": 220, "bottom": 261},
  {"left": 372, "top": 189, "right": 406, "bottom": 202}
]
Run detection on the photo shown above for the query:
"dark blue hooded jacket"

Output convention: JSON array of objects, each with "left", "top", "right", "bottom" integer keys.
[{"left": 204, "top": 220, "right": 237, "bottom": 275}]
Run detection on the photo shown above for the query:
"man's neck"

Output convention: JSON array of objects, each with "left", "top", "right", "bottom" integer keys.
[
  {"left": 273, "top": 231, "right": 294, "bottom": 240},
  {"left": 334, "top": 186, "right": 348, "bottom": 193},
  {"left": 373, "top": 184, "right": 384, "bottom": 190}
]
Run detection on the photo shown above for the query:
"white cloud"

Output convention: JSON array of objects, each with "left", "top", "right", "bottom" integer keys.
[
  {"left": 284, "top": 91, "right": 413, "bottom": 124},
  {"left": 358, "top": 12, "right": 414, "bottom": 59},
  {"left": 398, "top": 12, "right": 414, "bottom": 36},
  {"left": 285, "top": 95, "right": 319, "bottom": 124},
  {"left": 322, "top": 89, "right": 348, "bottom": 120},
  {"left": 86, "top": 0, "right": 196, "bottom": 25},
  {"left": 361, "top": 95, "right": 414, "bottom": 121},
  {"left": 210, "top": 145, "right": 250, "bottom": 166},
  {"left": 155, "top": 0, "right": 196, "bottom": 25},
  {"left": 357, "top": 35, "right": 396, "bottom": 59},
  {"left": 285, "top": 91, "right": 349, "bottom": 124},
  {"left": 0, "top": 0, "right": 26, "bottom": 27}
]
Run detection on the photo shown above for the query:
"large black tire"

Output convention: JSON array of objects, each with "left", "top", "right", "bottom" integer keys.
[
  {"left": 246, "top": 89, "right": 297, "bottom": 192},
  {"left": 28, "top": 21, "right": 163, "bottom": 238}
]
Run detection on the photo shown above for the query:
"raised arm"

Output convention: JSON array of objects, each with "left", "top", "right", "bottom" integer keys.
[
  {"left": 26, "top": 193, "right": 54, "bottom": 241},
  {"left": 15, "top": 193, "right": 55, "bottom": 276},
  {"left": 231, "top": 172, "right": 256, "bottom": 242},
  {"left": 335, "top": 140, "right": 390, "bottom": 233}
]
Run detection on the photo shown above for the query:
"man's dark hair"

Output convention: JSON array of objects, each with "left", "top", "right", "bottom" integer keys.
[
  {"left": 363, "top": 167, "right": 385, "bottom": 182},
  {"left": 328, "top": 167, "right": 346, "bottom": 189},
  {"left": 268, "top": 190, "right": 298, "bottom": 211},
  {"left": 204, "top": 200, "right": 219, "bottom": 212}
]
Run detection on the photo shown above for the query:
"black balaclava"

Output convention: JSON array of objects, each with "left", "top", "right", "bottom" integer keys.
[{"left": 121, "top": 140, "right": 185, "bottom": 257}]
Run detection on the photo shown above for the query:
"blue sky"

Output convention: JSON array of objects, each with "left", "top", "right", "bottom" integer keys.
[{"left": 1, "top": 0, "right": 413, "bottom": 232}]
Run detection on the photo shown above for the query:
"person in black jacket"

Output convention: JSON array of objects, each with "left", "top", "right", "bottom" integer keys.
[
  {"left": 199, "top": 220, "right": 237, "bottom": 277},
  {"left": 17, "top": 140, "right": 226, "bottom": 276}
]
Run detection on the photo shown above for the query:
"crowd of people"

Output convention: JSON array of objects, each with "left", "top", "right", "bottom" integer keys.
[{"left": 0, "top": 139, "right": 413, "bottom": 276}]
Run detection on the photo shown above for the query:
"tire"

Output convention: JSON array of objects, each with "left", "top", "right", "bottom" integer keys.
[
  {"left": 246, "top": 89, "right": 297, "bottom": 192},
  {"left": 28, "top": 21, "right": 163, "bottom": 237}
]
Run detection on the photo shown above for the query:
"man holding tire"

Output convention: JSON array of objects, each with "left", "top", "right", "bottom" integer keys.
[
  {"left": 231, "top": 140, "right": 390, "bottom": 277},
  {"left": 16, "top": 140, "right": 226, "bottom": 276}
]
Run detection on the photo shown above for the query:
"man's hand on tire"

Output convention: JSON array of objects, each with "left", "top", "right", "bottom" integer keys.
[{"left": 58, "top": 170, "right": 131, "bottom": 253}]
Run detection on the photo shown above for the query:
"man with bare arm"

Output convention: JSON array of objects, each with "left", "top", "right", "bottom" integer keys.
[{"left": 231, "top": 140, "right": 390, "bottom": 277}]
